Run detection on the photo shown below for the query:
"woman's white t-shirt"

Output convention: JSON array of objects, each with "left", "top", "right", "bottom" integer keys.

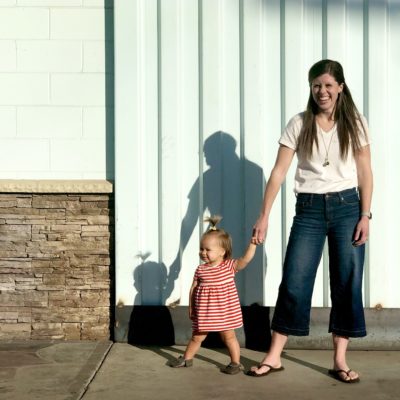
[{"left": 279, "top": 112, "right": 371, "bottom": 194}]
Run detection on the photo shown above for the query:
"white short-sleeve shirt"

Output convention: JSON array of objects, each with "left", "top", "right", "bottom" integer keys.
[{"left": 279, "top": 112, "right": 371, "bottom": 194}]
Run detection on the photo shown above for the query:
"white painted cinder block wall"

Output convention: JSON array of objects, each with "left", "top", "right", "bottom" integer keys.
[{"left": 0, "top": 0, "right": 114, "bottom": 179}]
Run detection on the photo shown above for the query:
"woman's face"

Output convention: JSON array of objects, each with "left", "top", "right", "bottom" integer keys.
[{"left": 311, "top": 73, "right": 344, "bottom": 115}]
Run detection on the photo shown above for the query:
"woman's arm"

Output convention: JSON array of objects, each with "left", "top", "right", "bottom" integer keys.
[
  {"left": 353, "top": 144, "right": 373, "bottom": 245},
  {"left": 252, "top": 145, "right": 295, "bottom": 244}
]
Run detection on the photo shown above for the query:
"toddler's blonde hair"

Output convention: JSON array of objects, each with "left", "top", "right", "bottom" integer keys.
[{"left": 202, "top": 215, "right": 232, "bottom": 259}]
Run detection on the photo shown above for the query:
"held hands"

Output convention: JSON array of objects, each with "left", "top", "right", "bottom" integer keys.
[{"left": 252, "top": 217, "right": 268, "bottom": 245}]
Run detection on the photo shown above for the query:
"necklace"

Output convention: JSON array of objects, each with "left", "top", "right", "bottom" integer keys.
[{"left": 320, "top": 129, "right": 334, "bottom": 167}]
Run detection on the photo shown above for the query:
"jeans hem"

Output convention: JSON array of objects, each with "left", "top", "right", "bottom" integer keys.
[
  {"left": 271, "top": 323, "right": 309, "bottom": 337},
  {"left": 329, "top": 327, "right": 367, "bottom": 338}
]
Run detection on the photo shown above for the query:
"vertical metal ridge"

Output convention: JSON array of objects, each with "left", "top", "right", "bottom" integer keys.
[
  {"left": 363, "top": 0, "right": 370, "bottom": 308},
  {"left": 322, "top": 0, "right": 329, "bottom": 307},
  {"left": 198, "top": 0, "right": 204, "bottom": 237},
  {"left": 280, "top": 0, "right": 287, "bottom": 269},
  {"left": 157, "top": 0, "right": 163, "bottom": 303},
  {"left": 137, "top": 0, "right": 145, "bottom": 306},
  {"left": 219, "top": 0, "right": 225, "bottom": 215},
  {"left": 322, "top": 0, "right": 328, "bottom": 58},
  {"left": 239, "top": 0, "right": 245, "bottom": 232},
  {"left": 239, "top": 0, "right": 246, "bottom": 298}
]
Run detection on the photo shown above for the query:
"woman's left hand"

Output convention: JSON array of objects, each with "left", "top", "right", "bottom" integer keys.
[{"left": 352, "top": 217, "right": 370, "bottom": 246}]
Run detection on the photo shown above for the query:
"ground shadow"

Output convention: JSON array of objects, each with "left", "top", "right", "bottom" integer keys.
[
  {"left": 133, "top": 345, "right": 331, "bottom": 377},
  {"left": 281, "top": 352, "right": 328, "bottom": 376},
  {"left": 137, "top": 346, "right": 226, "bottom": 370}
]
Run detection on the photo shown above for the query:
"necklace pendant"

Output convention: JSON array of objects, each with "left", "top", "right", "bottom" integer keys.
[{"left": 323, "top": 159, "right": 329, "bottom": 167}]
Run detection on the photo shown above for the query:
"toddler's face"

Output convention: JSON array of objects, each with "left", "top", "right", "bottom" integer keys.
[{"left": 199, "top": 235, "right": 225, "bottom": 266}]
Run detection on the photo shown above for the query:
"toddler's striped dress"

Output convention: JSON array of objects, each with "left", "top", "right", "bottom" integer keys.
[{"left": 192, "top": 259, "right": 242, "bottom": 332}]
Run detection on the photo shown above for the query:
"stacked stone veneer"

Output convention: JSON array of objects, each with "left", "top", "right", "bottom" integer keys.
[{"left": 0, "top": 182, "right": 113, "bottom": 340}]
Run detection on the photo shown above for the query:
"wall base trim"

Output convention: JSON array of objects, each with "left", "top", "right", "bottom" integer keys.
[{"left": 115, "top": 305, "right": 400, "bottom": 350}]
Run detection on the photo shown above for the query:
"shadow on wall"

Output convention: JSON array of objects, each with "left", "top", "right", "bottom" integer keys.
[
  {"left": 163, "top": 131, "right": 267, "bottom": 306},
  {"left": 126, "top": 132, "right": 270, "bottom": 348},
  {"left": 105, "top": 0, "right": 114, "bottom": 180},
  {"left": 128, "top": 254, "right": 175, "bottom": 345},
  {"left": 127, "top": 302, "right": 272, "bottom": 351}
]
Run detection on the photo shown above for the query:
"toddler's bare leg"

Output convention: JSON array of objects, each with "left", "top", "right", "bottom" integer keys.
[
  {"left": 220, "top": 330, "right": 240, "bottom": 364},
  {"left": 184, "top": 332, "right": 208, "bottom": 360}
]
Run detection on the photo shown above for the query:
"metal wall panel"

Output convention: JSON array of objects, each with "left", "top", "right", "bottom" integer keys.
[{"left": 115, "top": 0, "right": 400, "bottom": 309}]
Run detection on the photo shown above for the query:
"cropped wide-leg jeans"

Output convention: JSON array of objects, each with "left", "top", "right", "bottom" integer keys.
[{"left": 271, "top": 187, "right": 367, "bottom": 338}]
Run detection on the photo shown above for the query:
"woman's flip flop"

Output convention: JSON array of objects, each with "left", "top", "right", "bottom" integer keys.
[
  {"left": 246, "top": 363, "right": 284, "bottom": 377},
  {"left": 328, "top": 369, "right": 360, "bottom": 383}
]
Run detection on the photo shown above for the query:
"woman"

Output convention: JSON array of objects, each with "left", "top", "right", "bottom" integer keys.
[{"left": 249, "top": 59, "right": 373, "bottom": 383}]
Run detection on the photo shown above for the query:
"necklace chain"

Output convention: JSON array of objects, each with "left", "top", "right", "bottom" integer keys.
[{"left": 320, "top": 128, "right": 334, "bottom": 167}]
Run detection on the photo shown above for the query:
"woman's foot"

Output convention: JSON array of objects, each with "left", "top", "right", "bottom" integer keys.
[
  {"left": 331, "top": 334, "right": 359, "bottom": 382},
  {"left": 247, "top": 363, "right": 284, "bottom": 377},
  {"left": 248, "top": 358, "right": 283, "bottom": 376},
  {"left": 329, "top": 365, "right": 359, "bottom": 383},
  {"left": 329, "top": 368, "right": 359, "bottom": 383}
]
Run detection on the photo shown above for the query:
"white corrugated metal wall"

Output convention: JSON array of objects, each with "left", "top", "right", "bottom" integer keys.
[{"left": 114, "top": 0, "right": 400, "bottom": 310}]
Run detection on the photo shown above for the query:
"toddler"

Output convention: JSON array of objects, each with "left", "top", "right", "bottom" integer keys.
[{"left": 169, "top": 215, "right": 257, "bottom": 374}]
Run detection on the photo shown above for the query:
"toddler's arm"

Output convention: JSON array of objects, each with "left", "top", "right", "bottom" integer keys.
[
  {"left": 235, "top": 242, "right": 257, "bottom": 271},
  {"left": 188, "top": 278, "right": 198, "bottom": 320}
]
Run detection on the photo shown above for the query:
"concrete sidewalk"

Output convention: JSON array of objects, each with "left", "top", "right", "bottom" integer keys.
[
  {"left": 1, "top": 341, "right": 399, "bottom": 400},
  {"left": 0, "top": 340, "right": 112, "bottom": 400}
]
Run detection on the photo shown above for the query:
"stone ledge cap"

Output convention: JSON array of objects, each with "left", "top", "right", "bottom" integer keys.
[{"left": 0, "top": 180, "right": 113, "bottom": 194}]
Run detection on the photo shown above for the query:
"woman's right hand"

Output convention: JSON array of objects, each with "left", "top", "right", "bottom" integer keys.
[
  {"left": 250, "top": 146, "right": 294, "bottom": 246},
  {"left": 252, "top": 216, "right": 268, "bottom": 245}
]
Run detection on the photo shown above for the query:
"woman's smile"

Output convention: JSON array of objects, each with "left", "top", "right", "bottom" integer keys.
[{"left": 311, "top": 73, "right": 343, "bottom": 114}]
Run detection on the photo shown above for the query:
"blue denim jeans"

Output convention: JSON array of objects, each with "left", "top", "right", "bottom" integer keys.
[{"left": 271, "top": 187, "right": 366, "bottom": 337}]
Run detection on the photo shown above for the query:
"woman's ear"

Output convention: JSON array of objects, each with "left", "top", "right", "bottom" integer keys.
[{"left": 339, "top": 82, "right": 344, "bottom": 93}]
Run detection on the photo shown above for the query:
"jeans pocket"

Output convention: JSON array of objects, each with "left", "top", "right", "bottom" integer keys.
[
  {"left": 295, "top": 194, "right": 313, "bottom": 209},
  {"left": 340, "top": 192, "right": 360, "bottom": 206}
]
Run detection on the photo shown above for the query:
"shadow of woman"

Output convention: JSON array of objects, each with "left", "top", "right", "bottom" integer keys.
[{"left": 163, "top": 131, "right": 267, "bottom": 308}]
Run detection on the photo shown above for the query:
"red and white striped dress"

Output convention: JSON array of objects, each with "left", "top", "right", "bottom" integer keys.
[{"left": 192, "top": 259, "right": 243, "bottom": 332}]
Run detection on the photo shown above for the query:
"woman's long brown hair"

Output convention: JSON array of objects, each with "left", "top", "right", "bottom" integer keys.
[{"left": 297, "top": 59, "right": 368, "bottom": 160}]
